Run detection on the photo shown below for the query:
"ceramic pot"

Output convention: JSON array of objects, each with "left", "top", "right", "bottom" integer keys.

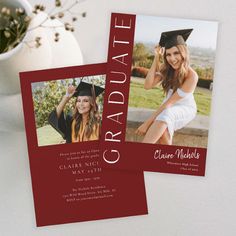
[
  {"left": 0, "top": 0, "right": 52, "bottom": 95},
  {"left": 0, "top": 0, "right": 84, "bottom": 131}
]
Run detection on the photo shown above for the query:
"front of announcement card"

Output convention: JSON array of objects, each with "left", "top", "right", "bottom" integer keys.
[
  {"left": 100, "top": 13, "right": 218, "bottom": 176},
  {"left": 20, "top": 63, "right": 147, "bottom": 227}
]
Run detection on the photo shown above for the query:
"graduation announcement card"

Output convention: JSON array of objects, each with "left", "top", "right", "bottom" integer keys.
[
  {"left": 20, "top": 63, "right": 147, "bottom": 227},
  {"left": 100, "top": 13, "right": 218, "bottom": 176}
]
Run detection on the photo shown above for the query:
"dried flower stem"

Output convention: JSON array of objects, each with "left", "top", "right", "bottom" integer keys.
[
  {"left": 0, "top": 0, "right": 86, "bottom": 53},
  {"left": 28, "top": 0, "right": 84, "bottom": 32}
]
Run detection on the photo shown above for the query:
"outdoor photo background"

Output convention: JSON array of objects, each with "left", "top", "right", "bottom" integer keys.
[
  {"left": 126, "top": 15, "right": 218, "bottom": 147},
  {"left": 32, "top": 75, "right": 106, "bottom": 146}
]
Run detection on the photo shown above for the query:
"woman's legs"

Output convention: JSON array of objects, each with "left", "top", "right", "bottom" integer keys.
[
  {"left": 159, "top": 129, "right": 172, "bottom": 145},
  {"left": 142, "top": 120, "right": 171, "bottom": 144}
]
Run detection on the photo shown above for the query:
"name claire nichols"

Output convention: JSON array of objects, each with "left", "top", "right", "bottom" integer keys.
[{"left": 154, "top": 148, "right": 200, "bottom": 160}]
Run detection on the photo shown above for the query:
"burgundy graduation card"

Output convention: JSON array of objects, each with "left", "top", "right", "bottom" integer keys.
[{"left": 100, "top": 13, "right": 218, "bottom": 176}]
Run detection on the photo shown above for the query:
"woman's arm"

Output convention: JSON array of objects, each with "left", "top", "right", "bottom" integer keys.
[
  {"left": 56, "top": 85, "right": 76, "bottom": 118},
  {"left": 136, "top": 69, "right": 198, "bottom": 135},
  {"left": 144, "top": 45, "right": 163, "bottom": 90}
]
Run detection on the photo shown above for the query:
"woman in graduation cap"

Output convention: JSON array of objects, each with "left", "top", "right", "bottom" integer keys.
[
  {"left": 48, "top": 81, "right": 104, "bottom": 143},
  {"left": 136, "top": 29, "right": 198, "bottom": 145}
]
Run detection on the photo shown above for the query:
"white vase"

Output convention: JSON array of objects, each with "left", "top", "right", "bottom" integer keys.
[
  {"left": 0, "top": 0, "right": 84, "bottom": 131},
  {"left": 0, "top": 0, "right": 54, "bottom": 95}
]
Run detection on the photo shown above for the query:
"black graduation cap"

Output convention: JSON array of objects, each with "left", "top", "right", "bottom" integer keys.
[
  {"left": 159, "top": 29, "right": 193, "bottom": 49},
  {"left": 73, "top": 81, "right": 104, "bottom": 97}
]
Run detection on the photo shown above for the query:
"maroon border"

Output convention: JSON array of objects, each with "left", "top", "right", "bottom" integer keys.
[
  {"left": 100, "top": 13, "right": 207, "bottom": 176},
  {"left": 20, "top": 63, "right": 148, "bottom": 226}
]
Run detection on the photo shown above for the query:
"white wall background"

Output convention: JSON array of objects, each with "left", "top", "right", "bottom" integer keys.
[{"left": 1, "top": 0, "right": 236, "bottom": 235}]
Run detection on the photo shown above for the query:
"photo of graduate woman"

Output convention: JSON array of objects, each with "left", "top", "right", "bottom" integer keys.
[
  {"left": 48, "top": 81, "right": 105, "bottom": 143},
  {"left": 127, "top": 15, "right": 218, "bottom": 147},
  {"left": 136, "top": 29, "right": 198, "bottom": 145}
]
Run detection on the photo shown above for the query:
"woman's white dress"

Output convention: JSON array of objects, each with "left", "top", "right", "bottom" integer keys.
[{"left": 155, "top": 88, "right": 197, "bottom": 137}]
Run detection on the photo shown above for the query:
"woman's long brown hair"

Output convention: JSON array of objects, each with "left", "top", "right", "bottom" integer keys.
[
  {"left": 72, "top": 96, "right": 99, "bottom": 140},
  {"left": 160, "top": 45, "right": 190, "bottom": 94}
]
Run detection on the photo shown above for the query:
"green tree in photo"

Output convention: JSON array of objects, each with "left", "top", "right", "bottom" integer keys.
[
  {"left": 33, "top": 80, "right": 74, "bottom": 128},
  {"left": 132, "top": 43, "right": 149, "bottom": 66}
]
